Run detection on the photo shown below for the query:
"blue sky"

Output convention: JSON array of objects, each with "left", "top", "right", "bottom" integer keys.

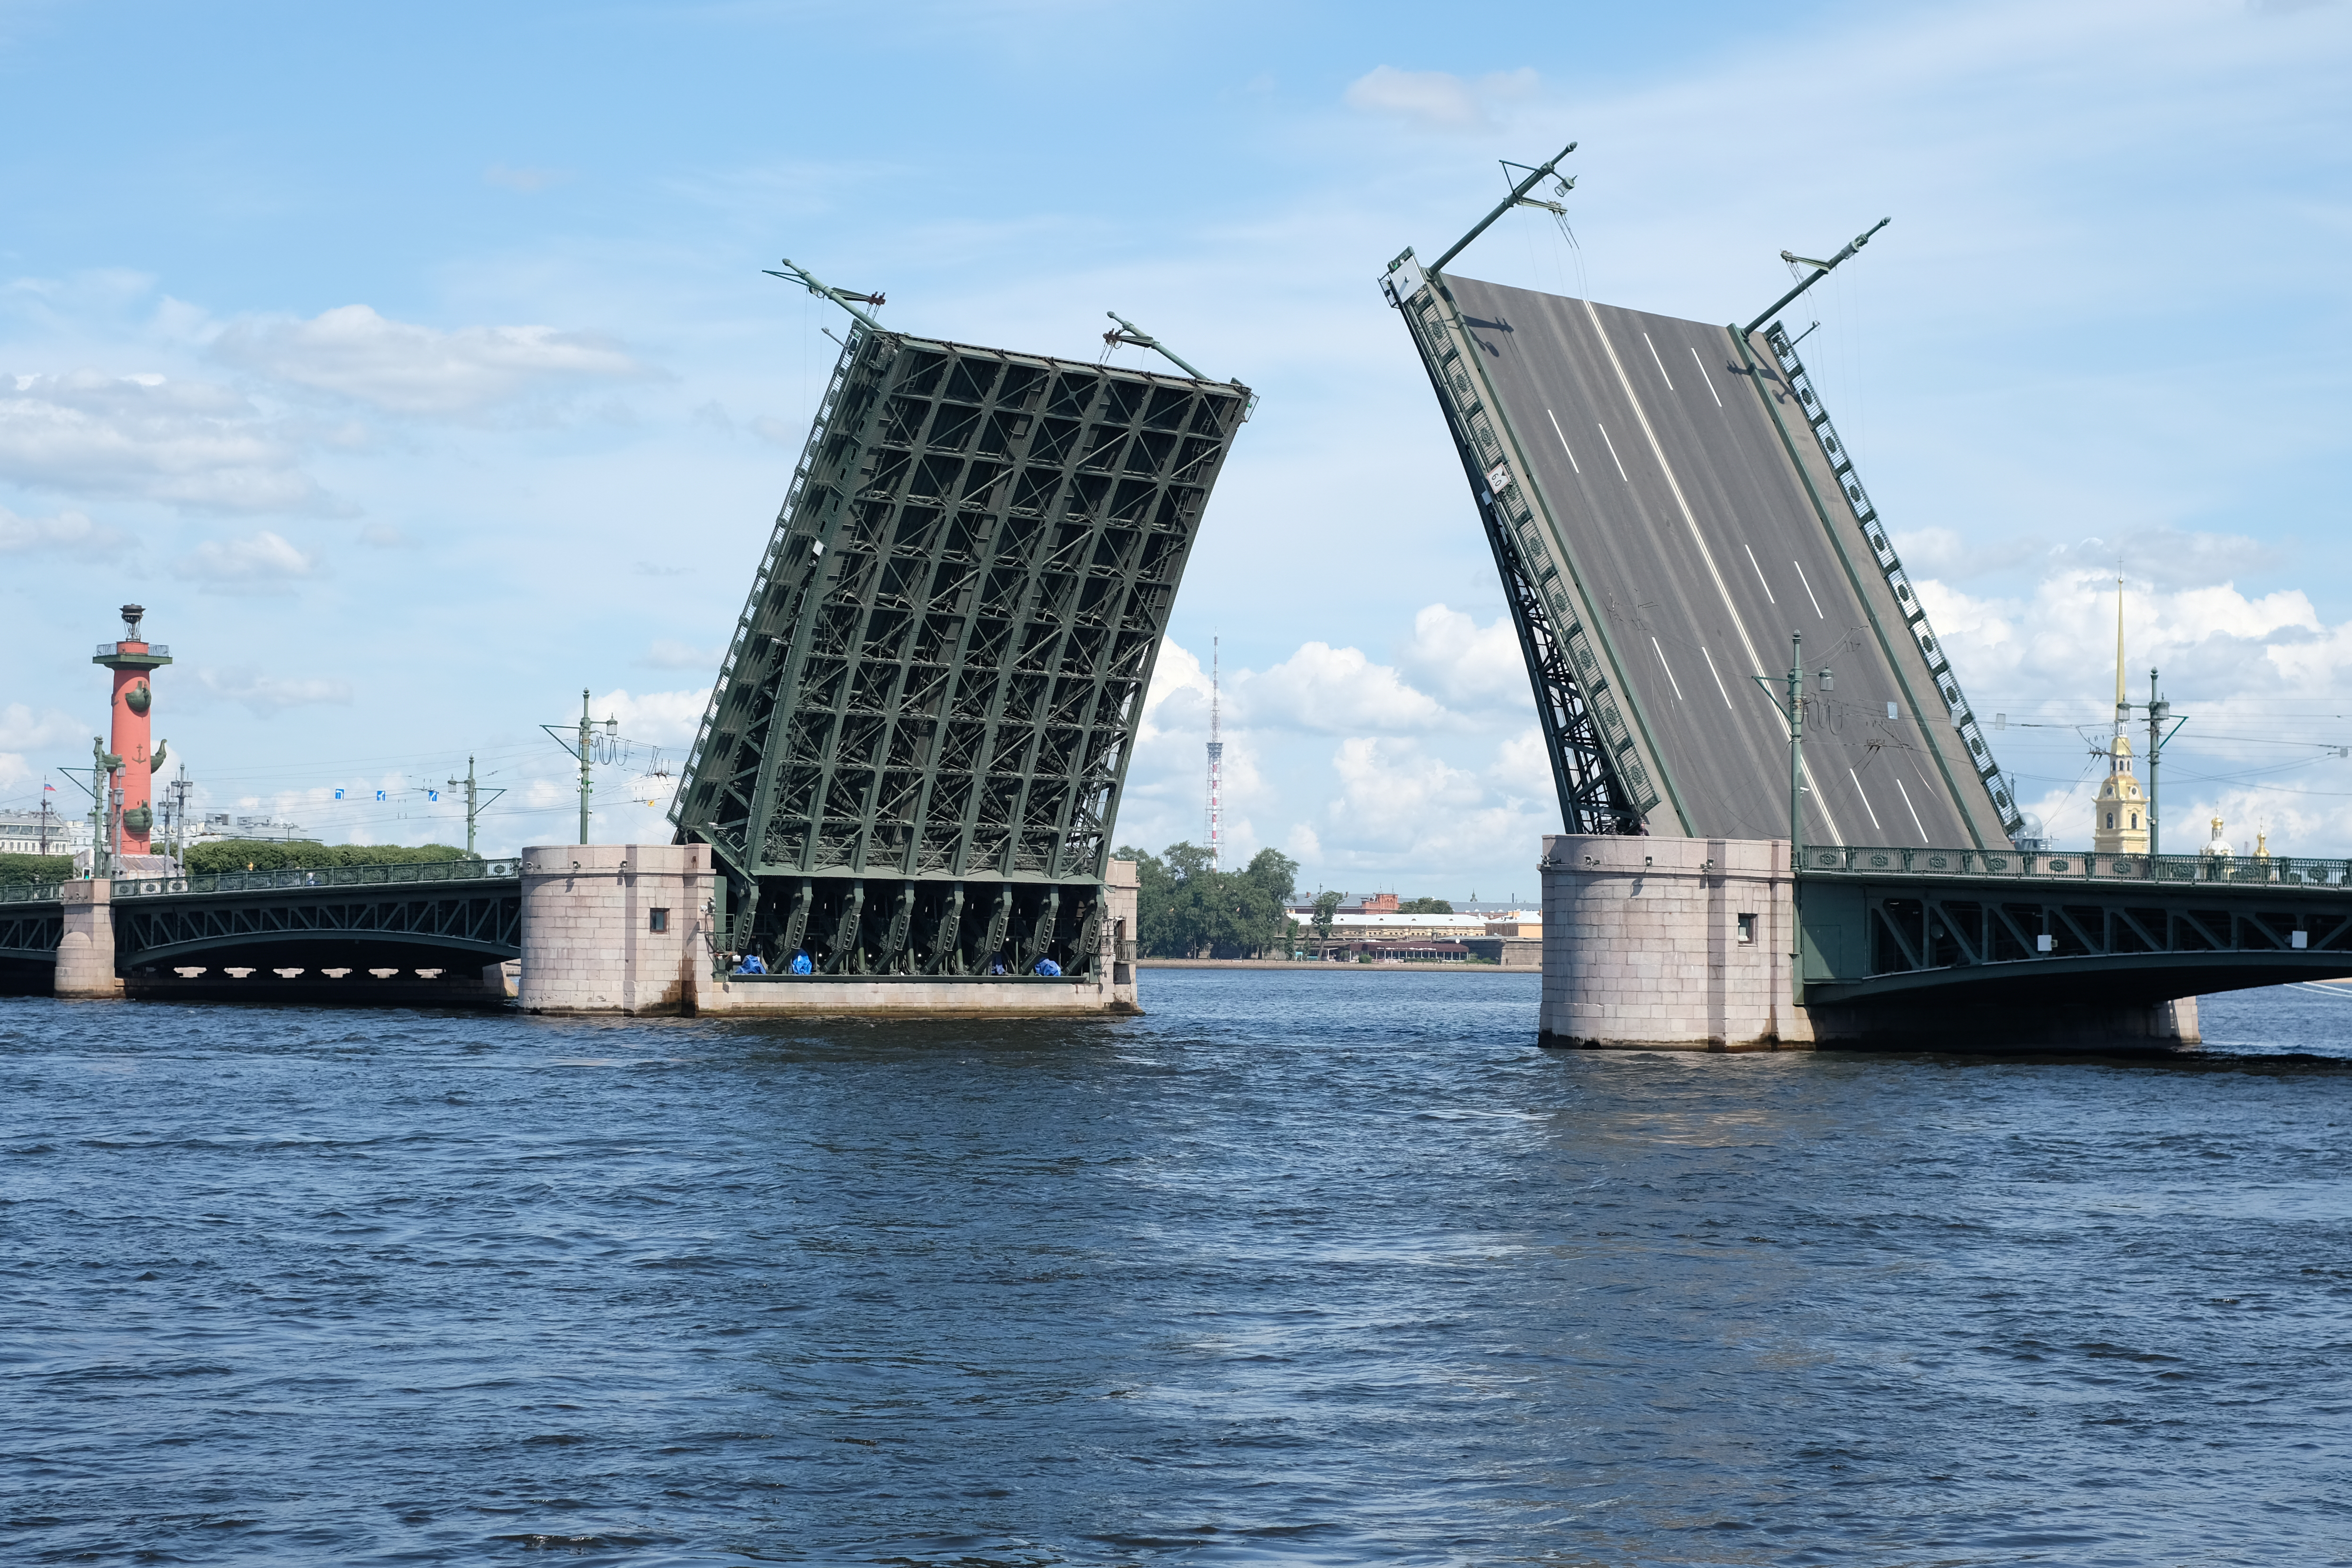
[{"left": 2, "top": 0, "right": 2348, "bottom": 895}]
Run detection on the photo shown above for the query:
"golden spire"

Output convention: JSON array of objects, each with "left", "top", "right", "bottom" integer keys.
[{"left": 2114, "top": 573, "right": 2126, "bottom": 740}]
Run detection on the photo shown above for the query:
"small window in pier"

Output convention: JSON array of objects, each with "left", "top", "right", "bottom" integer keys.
[
  {"left": 649, "top": 907, "right": 670, "bottom": 933},
  {"left": 1736, "top": 913, "right": 1756, "bottom": 945}
]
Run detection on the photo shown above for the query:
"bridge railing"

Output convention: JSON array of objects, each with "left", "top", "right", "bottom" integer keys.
[
  {"left": 0, "top": 880, "right": 65, "bottom": 906},
  {"left": 109, "top": 858, "right": 519, "bottom": 900},
  {"left": 1805, "top": 844, "right": 2352, "bottom": 890}
]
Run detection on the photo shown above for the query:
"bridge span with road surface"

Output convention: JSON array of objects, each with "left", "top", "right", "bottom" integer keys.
[{"left": 1389, "top": 145, "right": 2339, "bottom": 1045}]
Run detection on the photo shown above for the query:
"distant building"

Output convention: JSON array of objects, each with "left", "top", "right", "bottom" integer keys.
[{"left": 0, "top": 808, "right": 88, "bottom": 856}]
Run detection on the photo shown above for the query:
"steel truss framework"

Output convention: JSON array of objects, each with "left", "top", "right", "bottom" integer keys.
[
  {"left": 1383, "top": 255, "right": 1651, "bottom": 834},
  {"left": 1798, "top": 866, "right": 2352, "bottom": 1006},
  {"left": 112, "top": 883, "right": 522, "bottom": 969},
  {"left": 0, "top": 905, "right": 61, "bottom": 964},
  {"left": 671, "top": 322, "right": 1249, "bottom": 969}
]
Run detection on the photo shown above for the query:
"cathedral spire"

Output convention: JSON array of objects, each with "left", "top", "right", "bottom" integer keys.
[
  {"left": 2114, "top": 574, "right": 2127, "bottom": 743},
  {"left": 2092, "top": 573, "right": 2148, "bottom": 855}
]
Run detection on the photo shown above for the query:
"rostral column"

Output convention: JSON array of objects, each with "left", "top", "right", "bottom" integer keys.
[{"left": 93, "top": 604, "right": 173, "bottom": 857}]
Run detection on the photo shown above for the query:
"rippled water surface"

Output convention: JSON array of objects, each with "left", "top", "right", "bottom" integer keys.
[{"left": 4, "top": 973, "right": 2349, "bottom": 1566}]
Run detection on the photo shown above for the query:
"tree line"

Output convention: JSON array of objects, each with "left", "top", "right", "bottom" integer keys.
[
  {"left": 0, "top": 841, "right": 475, "bottom": 883},
  {"left": 1117, "top": 841, "right": 1300, "bottom": 959}
]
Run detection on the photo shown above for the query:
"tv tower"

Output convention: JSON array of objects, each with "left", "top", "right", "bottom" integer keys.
[{"left": 1206, "top": 635, "right": 1223, "bottom": 870}]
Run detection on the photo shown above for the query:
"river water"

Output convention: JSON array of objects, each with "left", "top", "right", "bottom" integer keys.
[{"left": 3, "top": 972, "right": 2347, "bottom": 1566}]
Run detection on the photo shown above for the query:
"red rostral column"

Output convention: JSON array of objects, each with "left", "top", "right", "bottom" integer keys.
[{"left": 93, "top": 604, "right": 172, "bottom": 858}]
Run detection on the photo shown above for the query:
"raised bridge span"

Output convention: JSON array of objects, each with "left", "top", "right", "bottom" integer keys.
[
  {"left": 1383, "top": 154, "right": 2345, "bottom": 1042},
  {"left": 1385, "top": 255, "right": 2015, "bottom": 849}
]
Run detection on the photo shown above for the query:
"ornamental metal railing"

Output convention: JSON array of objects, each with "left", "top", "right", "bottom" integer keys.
[
  {"left": 0, "top": 880, "right": 65, "bottom": 905},
  {"left": 109, "top": 859, "right": 518, "bottom": 900},
  {"left": 1804, "top": 844, "right": 2352, "bottom": 890}
]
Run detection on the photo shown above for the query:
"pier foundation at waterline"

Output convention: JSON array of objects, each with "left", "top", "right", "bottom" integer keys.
[
  {"left": 1538, "top": 834, "right": 2202, "bottom": 1051},
  {"left": 518, "top": 845, "right": 1141, "bottom": 1017}
]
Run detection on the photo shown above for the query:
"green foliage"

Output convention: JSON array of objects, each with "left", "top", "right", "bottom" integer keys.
[
  {"left": 1398, "top": 896, "right": 1454, "bottom": 914},
  {"left": 0, "top": 852, "right": 74, "bottom": 885},
  {"left": 1113, "top": 841, "right": 1299, "bottom": 959},
  {"left": 183, "top": 840, "right": 475, "bottom": 875},
  {"left": 1310, "top": 888, "right": 1343, "bottom": 943}
]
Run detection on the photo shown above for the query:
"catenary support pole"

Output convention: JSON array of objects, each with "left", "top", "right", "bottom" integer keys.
[
  {"left": 1789, "top": 633, "right": 1804, "bottom": 856},
  {"left": 578, "top": 689, "right": 593, "bottom": 847},
  {"left": 1742, "top": 218, "right": 1891, "bottom": 337},
  {"left": 1429, "top": 141, "right": 1578, "bottom": 275}
]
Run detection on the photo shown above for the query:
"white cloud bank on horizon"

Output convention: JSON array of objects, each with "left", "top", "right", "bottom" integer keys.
[
  {"left": 0, "top": 502, "right": 133, "bottom": 558},
  {"left": 1343, "top": 65, "right": 1541, "bottom": 134},
  {"left": 175, "top": 529, "right": 323, "bottom": 595},
  {"left": 192, "top": 666, "right": 354, "bottom": 717},
  {"left": 209, "top": 304, "right": 655, "bottom": 419},
  {"left": 0, "top": 370, "right": 325, "bottom": 512}
]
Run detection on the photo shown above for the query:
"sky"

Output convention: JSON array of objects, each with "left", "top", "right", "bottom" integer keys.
[{"left": 1, "top": 0, "right": 2347, "bottom": 899}]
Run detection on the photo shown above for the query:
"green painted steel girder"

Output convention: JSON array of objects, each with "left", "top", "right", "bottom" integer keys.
[{"left": 669, "top": 314, "right": 1250, "bottom": 971}]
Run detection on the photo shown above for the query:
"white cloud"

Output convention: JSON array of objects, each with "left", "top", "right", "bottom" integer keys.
[
  {"left": 642, "top": 640, "right": 725, "bottom": 670},
  {"left": 594, "top": 686, "right": 715, "bottom": 749},
  {"left": 175, "top": 529, "right": 322, "bottom": 594},
  {"left": 209, "top": 304, "right": 652, "bottom": 418},
  {"left": 0, "top": 703, "right": 87, "bottom": 752},
  {"left": 1313, "top": 734, "right": 1556, "bottom": 885},
  {"left": 1396, "top": 603, "right": 1527, "bottom": 710},
  {"left": 0, "top": 371, "right": 322, "bottom": 511},
  {"left": 1139, "top": 636, "right": 1208, "bottom": 737},
  {"left": 1238, "top": 640, "right": 1452, "bottom": 733},
  {"left": 195, "top": 667, "right": 354, "bottom": 717},
  {"left": 1927, "top": 562, "right": 2352, "bottom": 855},
  {"left": 0, "top": 503, "right": 132, "bottom": 557},
  {"left": 356, "top": 523, "right": 416, "bottom": 548},
  {"left": 1343, "top": 65, "right": 1540, "bottom": 133}
]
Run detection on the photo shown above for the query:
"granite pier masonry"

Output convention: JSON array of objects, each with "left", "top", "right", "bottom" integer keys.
[
  {"left": 1539, "top": 833, "right": 2234, "bottom": 1051},
  {"left": 519, "top": 845, "right": 1140, "bottom": 1017}
]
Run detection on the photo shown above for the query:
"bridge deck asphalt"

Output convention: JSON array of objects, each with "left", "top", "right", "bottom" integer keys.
[{"left": 1445, "top": 275, "right": 2008, "bottom": 848}]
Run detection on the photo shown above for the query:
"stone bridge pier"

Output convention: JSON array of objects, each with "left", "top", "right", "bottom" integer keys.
[
  {"left": 54, "top": 879, "right": 119, "bottom": 1000},
  {"left": 1538, "top": 834, "right": 2207, "bottom": 1051}
]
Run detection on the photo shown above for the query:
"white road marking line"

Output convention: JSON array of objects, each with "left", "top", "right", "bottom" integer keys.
[
  {"left": 1848, "top": 769, "right": 1883, "bottom": 831},
  {"left": 1596, "top": 422, "right": 1629, "bottom": 481},
  {"left": 1580, "top": 301, "right": 1767, "bottom": 684},
  {"left": 1895, "top": 775, "right": 1929, "bottom": 840},
  {"left": 1800, "top": 759, "right": 1844, "bottom": 846},
  {"left": 1791, "top": 559, "right": 1825, "bottom": 619},
  {"left": 1585, "top": 298, "right": 1846, "bottom": 844},
  {"left": 1643, "top": 333, "right": 1675, "bottom": 390},
  {"left": 1742, "top": 544, "right": 1775, "bottom": 603},
  {"left": 1544, "top": 408, "right": 1581, "bottom": 474},
  {"left": 1699, "top": 645, "right": 1733, "bottom": 707},
  {"left": 1689, "top": 345, "right": 1723, "bottom": 407},
  {"left": 1651, "top": 638, "right": 1685, "bottom": 700}
]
